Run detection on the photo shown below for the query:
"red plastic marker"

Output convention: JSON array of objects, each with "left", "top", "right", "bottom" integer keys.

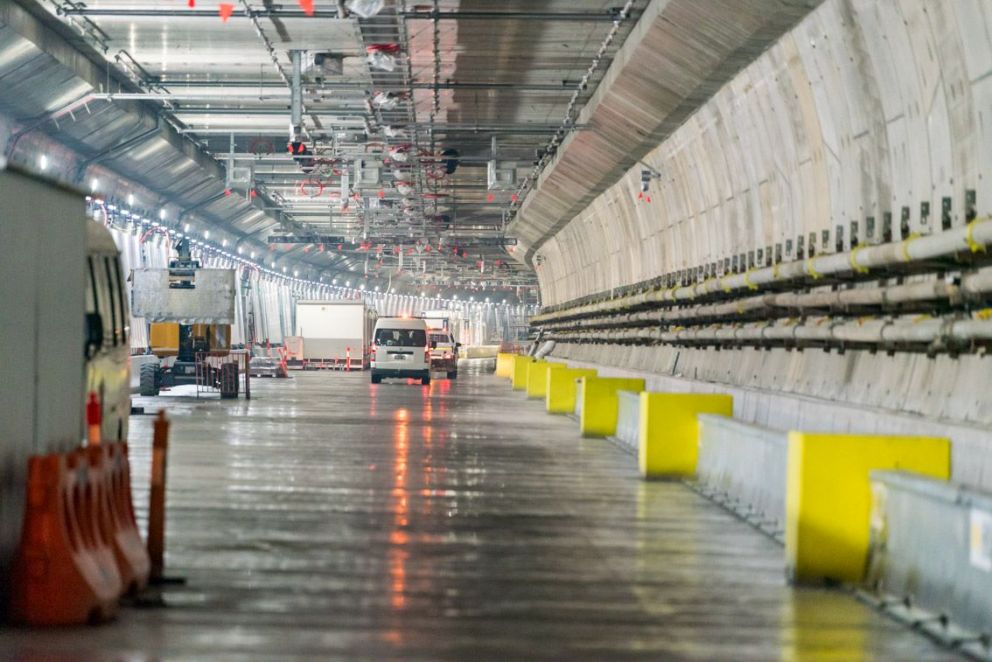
[
  {"left": 299, "top": 0, "right": 315, "bottom": 15},
  {"left": 86, "top": 392, "right": 102, "bottom": 445},
  {"left": 219, "top": 3, "right": 234, "bottom": 21}
]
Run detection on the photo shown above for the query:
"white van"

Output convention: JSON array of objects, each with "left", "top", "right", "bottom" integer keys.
[
  {"left": 86, "top": 221, "right": 131, "bottom": 442},
  {"left": 370, "top": 317, "right": 431, "bottom": 385}
]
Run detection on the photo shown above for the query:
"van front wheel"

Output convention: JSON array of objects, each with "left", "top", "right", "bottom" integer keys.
[{"left": 421, "top": 374, "right": 431, "bottom": 386}]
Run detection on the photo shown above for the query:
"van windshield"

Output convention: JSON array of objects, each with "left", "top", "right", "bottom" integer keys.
[
  {"left": 375, "top": 328, "right": 427, "bottom": 347},
  {"left": 430, "top": 333, "right": 450, "bottom": 344}
]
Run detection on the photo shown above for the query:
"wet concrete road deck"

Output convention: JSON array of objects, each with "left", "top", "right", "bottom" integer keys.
[{"left": 1, "top": 368, "right": 955, "bottom": 659}]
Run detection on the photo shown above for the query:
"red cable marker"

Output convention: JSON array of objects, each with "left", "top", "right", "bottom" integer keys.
[
  {"left": 298, "top": 0, "right": 315, "bottom": 16},
  {"left": 86, "top": 392, "right": 101, "bottom": 445},
  {"left": 219, "top": 3, "right": 234, "bottom": 21}
]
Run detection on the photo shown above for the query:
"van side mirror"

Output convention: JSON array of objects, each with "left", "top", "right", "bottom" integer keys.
[
  {"left": 456, "top": 342, "right": 462, "bottom": 348},
  {"left": 85, "top": 312, "right": 103, "bottom": 360},
  {"left": 430, "top": 341, "right": 438, "bottom": 349}
]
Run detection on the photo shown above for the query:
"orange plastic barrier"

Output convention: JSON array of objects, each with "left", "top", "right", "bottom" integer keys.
[
  {"left": 148, "top": 411, "right": 171, "bottom": 583},
  {"left": 10, "top": 451, "right": 124, "bottom": 625},
  {"left": 88, "top": 443, "right": 150, "bottom": 595}
]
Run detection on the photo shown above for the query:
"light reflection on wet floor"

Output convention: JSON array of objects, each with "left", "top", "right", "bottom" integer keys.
[{"left": 0, "top": 368, "right": 956, "bottom": 660}]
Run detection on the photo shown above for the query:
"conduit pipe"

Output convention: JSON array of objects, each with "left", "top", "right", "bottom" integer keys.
[
  {"left": 534, "top": 218, "right": 992, "bottom": 324},
  {"left": 547, "top": 314, "right": 992, "bottom": 349},
  {"left": 538, "top": 268, "right": 992, "bottom": 332}
]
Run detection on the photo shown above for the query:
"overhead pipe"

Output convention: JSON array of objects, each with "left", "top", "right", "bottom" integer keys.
[
  {"left": 290, "top": 50, "right": 304, "bottom": 141},
  {"left": 153, "top": 80, "right": 576, "bottom": 92},
  {"left": 59, "top": 7, "right": 634, "bottom": 21},
  {"left": 534, "top": 218, "right": 992, "bottom": 325}
]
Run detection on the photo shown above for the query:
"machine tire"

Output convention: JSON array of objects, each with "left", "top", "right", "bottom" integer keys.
[
  {"left": 447, "top": 370, "right": 457, "bottom": 380},
  {"left": 371, "top": 374, "right": 382, "bottom": 384},
  {"left": 139, "top": 363, "right": 160, "bottom": 397},
  {"left": 421, "top": 374, "right": 431, "bottom": 386}
]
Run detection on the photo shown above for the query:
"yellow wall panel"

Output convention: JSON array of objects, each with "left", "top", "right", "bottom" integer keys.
[
  {"left": 579, "top": 377, "right": 645, "bottom": 437},
  {"left": 638, "top": 393, "right": 733, "bottom": 478},
  {"left": 785, "top": 432, "right": 950, "bottom": 584},
  {"left": 546, "top": 368, "right": 598, "bottom": 413}
]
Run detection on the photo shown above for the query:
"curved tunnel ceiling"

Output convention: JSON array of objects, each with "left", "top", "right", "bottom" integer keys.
[{"left": 0, "top": 0, "right": 651, "bottom": 301}]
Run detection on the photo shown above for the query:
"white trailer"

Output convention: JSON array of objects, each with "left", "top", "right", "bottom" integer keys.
[
  {"left": 294, "top": 300, "right": 376, "bottom": 368},
  {"left": 0, "top": 166, "right": 92, "bottom": 601}
]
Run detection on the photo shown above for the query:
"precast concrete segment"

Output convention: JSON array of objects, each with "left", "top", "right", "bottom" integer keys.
[
  {"left": 0, "top": 370, "right": 962, "bottom": 658},
  {"left": 785, "top": 432, "right": 951, "bottom": 585}
]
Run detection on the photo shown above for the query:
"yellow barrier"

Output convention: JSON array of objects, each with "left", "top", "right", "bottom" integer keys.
[
  {"left": 495, "top": 352, "right": 515, "bottom": 379},
  {"left": 578, "top": 377, "right": 645, "bottom": 437},
  {"left": 511, "top": 355, "right": 536, "bottom": 390},
  {"left": 546, "top": 368, "right": 598, "bottom": 414},
  {"left": 785, "top": 432, "right": 950, "bottom": 584},
  {"left": 638, "top": 393, "right": 733, "bottom": 479},
  {"left": 526, "top": 362, "right": 565, "bottom": 399}
]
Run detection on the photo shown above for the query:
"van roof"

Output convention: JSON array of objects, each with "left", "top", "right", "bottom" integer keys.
[
  {"left": 87, "top": 221, "right": 119, "bottom": 254},
  {"left": 374, "top": 317, "right": 428, "bottom": 330}
]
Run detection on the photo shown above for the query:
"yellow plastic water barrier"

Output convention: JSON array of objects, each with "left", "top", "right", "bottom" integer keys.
[
  {"left": 578, "top": 377, "right": 646, "bottom": 437},
  {"left": 495, "top": 352, "right": 515, "bottom": 379},
  {"left": 546, "top": 368, "right": 598, "bottom": 413},
  {"left": 511, "top": 355, "right": 538, "bottom": 390},
  {"left": 527, "top": 362, "right": 565, "bottom": 399},
  {"left": 638, "top": 393, "right": 734, "bottom": 479},
  {"left": 785, "top": 432, "right": 950, "bottom": 584}
]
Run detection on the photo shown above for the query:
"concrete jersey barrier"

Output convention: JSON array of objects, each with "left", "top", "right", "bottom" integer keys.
[{"left": 867, "top": 471, "right": 992, "bottom": 643}]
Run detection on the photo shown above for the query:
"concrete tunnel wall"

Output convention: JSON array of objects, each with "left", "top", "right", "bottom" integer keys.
[
  {"left": 526, "top": 0, "right": 992, "bottom": 488},
  {"left": 536, "top": 0, "right": 991, "bottom": 303}
]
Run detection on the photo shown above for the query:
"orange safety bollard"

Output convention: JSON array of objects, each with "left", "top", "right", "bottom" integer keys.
[
  {"left": 147, "top": 410, "right": 170, "bottom": 583},
  {"left": 346, "top": 346, "right": 351, "bottom": 372},
  {"left": 10, "top": 451, "right": 123, "bottom": 625},
  {"left": 88, "top": 443, "right": 151, "bottom": 594}
]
